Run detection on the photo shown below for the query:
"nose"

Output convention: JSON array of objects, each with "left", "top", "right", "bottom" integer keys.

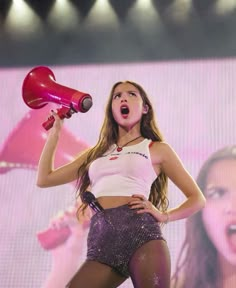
[
  {"left": 224, "top": 191, "right": 236, "bottom": 215},
  {"left": 120, "top": 93, "right": 128, "bottom": 102}
]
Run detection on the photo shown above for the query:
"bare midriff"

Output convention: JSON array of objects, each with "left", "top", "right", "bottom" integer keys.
[{"left": 97, "top": 196, "right": 139, "bottom": 209}]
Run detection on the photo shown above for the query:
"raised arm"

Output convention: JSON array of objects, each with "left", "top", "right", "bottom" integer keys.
[{"left": 36, "top": 114, "right": 90, "bottom": 188}]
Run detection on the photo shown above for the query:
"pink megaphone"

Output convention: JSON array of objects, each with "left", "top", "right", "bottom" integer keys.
[{"left": 22, "top": 66, "right": 93, "bottom": 130}]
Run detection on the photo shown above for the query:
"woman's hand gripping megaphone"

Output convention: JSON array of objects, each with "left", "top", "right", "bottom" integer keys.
[
  {"left": 43, "top": 105, "right": 75, "bottom": 130},
  {"left": 22, "top": 66, "right": 93, "bottom": 130}
]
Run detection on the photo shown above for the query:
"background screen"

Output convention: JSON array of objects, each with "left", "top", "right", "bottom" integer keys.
[{"left": 0, "top": 58, "right": 235, "bottom": 287}]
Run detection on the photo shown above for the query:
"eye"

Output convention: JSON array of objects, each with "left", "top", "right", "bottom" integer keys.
[
  {"left": 205, "top": 187, "right": 227, "bottom": 199},
  {"left": 113, "top": 93, "right": 121, "bottom": 99},
  {"left": 129, "top": 92, "right": 136, "bottom": 96}
]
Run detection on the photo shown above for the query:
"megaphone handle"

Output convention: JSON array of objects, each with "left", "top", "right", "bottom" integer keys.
[
  {"left": 43, "top": 116, "right": 56, "bottom": 130},
  {"left": 42, "top": 106, "right": 76, "bottom": 130}
]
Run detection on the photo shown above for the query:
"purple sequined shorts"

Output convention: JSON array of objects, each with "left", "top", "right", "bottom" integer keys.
[{"left": 86, "top": 204, "right": 165, "bottom": 277}]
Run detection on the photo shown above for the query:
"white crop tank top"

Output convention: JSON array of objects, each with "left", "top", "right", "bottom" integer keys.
[{"left": 88, "top": 139, "right": 157, "bottom": 198}]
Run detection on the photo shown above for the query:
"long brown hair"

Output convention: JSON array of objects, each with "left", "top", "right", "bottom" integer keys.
[
  {"left": 76, "top": 81, "right": 169, "bottom": 216},
  {"left": 172, "top": 145, "right": 236, "bottom": 288}
]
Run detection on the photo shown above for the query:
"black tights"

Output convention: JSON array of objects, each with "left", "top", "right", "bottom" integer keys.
[
  {"left": 66, "top": 240, "right": 170, "bottom": 288},
  {"left": 129, "top": 240, "right": 171, "bottom": 288}
]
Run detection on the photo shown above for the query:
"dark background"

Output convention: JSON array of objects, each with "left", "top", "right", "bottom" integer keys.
[{"left": 0, "top": 0, "right": 236, "bottom": 67}]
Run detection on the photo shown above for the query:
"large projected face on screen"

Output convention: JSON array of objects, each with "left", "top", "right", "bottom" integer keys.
[{"left": 0, "top": 59, "right": 235, "bottom": 288}]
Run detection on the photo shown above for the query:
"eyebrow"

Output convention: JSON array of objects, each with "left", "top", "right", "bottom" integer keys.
[
  {"left": 205, "top": 184, "right": 217, "bottom": 190},
  {"left": 113, "top": 90, "right": 138, "bottom": 96},
  {"left": 205, "top": 184, "right": 227, "bottom": 191}
]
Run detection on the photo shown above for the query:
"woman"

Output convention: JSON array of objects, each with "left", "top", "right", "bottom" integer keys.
[
  {"left": 37, "top": 81, "right": 205, "bottom": 288},
  {"left": 172, "top": 145, "right": 236, "bottom": 288}
]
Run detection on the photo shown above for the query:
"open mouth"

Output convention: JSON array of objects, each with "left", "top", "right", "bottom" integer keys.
[
  {"left": 227, "top": 224, "right": 236, "bottom": 236},
  {"left": 120, "top": 105, "right": 129, "bottom": 115},
  {"left": 226, "top": 224, "right": 236, "bottom": 252}
]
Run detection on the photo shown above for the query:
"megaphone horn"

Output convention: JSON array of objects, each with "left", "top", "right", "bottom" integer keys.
[{"left": 22, "top": 66, "right": 93, "bottom": 130}]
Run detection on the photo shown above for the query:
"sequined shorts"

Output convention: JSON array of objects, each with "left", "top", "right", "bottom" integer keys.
[{"left": 86, "top": 204, "right": 165, "bottom": 277}]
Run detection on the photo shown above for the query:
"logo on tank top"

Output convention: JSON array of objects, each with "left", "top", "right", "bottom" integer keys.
[
  {"left": 108, "top": 151, "right": 148, "bottom": 160},
  {"left": 109, "top": 156, "right": 118, "bottom": 160}
]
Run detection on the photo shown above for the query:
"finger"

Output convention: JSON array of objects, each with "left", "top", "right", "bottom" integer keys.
[
  {"left": 129, "top": 204, "right": 143, "bottom": 210},
  {"left": 136, "top": 208, "right": 152, "bottom": 214},
  {"left": 50, "top": 220, "right": 63, "bottom": 230},
  {"left": 50, "top": 109, "right": 57, "bottom": 118},
  {"left": 128, "top": 200, "right": 144, "bottom": 205},
  {"left": 129, "top": 200, "right": 151, "bottom": 209},
  {"left": 51, "top": 112, "right": 60, "bottom": 122},
  {"left": 132, "top": 194, "right": 146, "bottom": 201},
  {"left": 129, "top": 203, "right": 148, "bottom": 210}
]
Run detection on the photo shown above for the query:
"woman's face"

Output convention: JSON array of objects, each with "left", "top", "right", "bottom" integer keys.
[
  {"left": 202, "top": 159, "right": 236, "bottom": 264},
  {"left": 111, "top": 83, "right": 147, "bottom": 129}
]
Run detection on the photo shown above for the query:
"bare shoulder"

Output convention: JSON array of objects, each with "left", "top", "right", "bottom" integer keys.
[
  {"left": 150, "top": 141, "right": 177, "bottom": 164},
  {"left": 151, "top": 141, "right": 173, "bottom": 152}
]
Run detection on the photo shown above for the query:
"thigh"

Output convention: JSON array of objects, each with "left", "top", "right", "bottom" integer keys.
[
  {"left": 66, "top": 260, "right": 127, "bottom": 288},
  {"left": 129, "top": 240, "right": 171, "bottom": 288}
]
